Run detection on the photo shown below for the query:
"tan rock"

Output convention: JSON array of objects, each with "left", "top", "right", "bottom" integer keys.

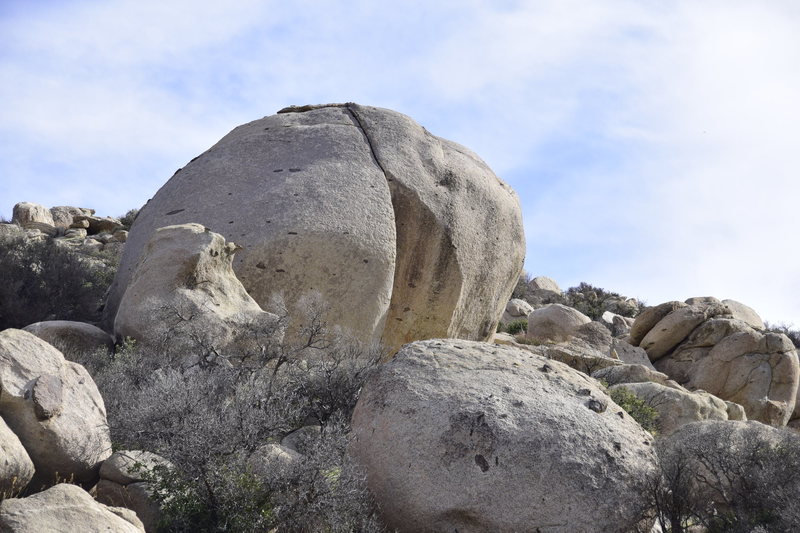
[
  {"left": 114, "top": 224, "right": 282, "bottom": 357},
  {"left": 96, "top": 480, "right": 159, "bottom": 533},
  {"left": 722, "top": 299, "right": 765, "bottom": 330},
  {"left": 611, "top": 382, "right": 729, "bottom": 436},
  {"left": 0, "top": 483, "right": 144, "bottom": 532},
  {"left": 73, "top": 215, "right": 122, "bottom": 235},
  {"left": 529, "top": 276, "right": 561, "bottom": 293},
  {"left": 639, "top": 303, "right": 729, "bottom": 361},
  {"left": 628, "top": 301, "right": 686, "bottom": 347},
  {"left": 50, "top": 206, "right": 94, "bottom": 229},
  {"left": 0, "top": 329, "right": 111, "bottom": 488},
  {"left": 350, "top": 339, "right": 657, "bottom": 533},
  {"left": 99, "top": 450, "right": 172, "bottom": 486},
  {"left": 526, "top": 303, "right": 591, "bottom": 342},
  {"left": 11, "top": 202, "right": 54, "bottom": 227},
  {"left": 105, "top": 104, "right": 524, "bottom": 352},
  {"left": 593, "top": 364, "right": 681, "bottom": 390}
]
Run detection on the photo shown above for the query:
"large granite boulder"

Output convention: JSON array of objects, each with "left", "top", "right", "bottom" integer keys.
[
  {"left": 11, "top": 202, "right": 54, "bottom": 228},
  {"left": 0, "top": 483, "right": 144, "bottom": 532},
  {"left": 114, "top": 224, "right": 282, "bottom": 357},
  {"left": 49, "top": 206, "right": 94, "bottom": 229},
  {"left": 349, "top": 339, "right": 657, "bottom": 532},
  {"left": 630, "top": 298, "right": 799, "bottom": 426},
  {"left": 0, "top": 329, "right": 112, "bottom": 488},
  {"left": 105, "top": 104, "right": 525, "bottom": 352}
]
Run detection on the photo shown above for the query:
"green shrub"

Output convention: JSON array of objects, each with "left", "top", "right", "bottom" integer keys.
[
  {"left": 118, "top": 208, "right": 139, "bottom": 229},
  {"left": 505, "top": 319, "right": 527, "bottom": 335},
  {"left": 608, "top": 386, "right": 659, "bottom": 434},
  {"left": 0, "top": 237, "right": 115, "bottom": 330}
]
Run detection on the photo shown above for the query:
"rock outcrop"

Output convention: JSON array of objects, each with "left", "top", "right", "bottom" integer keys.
[
  {"left": 0, "top": 329, "right": 111, "bottom": 489},
  {"left": 0, "top": 416, "right": 34, "bottom": 495},
  {"left": 630, "top": 298, "right": 799, "bottom": 426},
  {"left": 500, "top": 298, "right": 533, "bottom": 325},
  {"left": 0, "top": 483, "right": 145, "bottom": 532},
  {"left": 105, "top": 104, "right": 525, "bottom": 352},
  {"left": 350, "top": 339, "right": 656, "bottom": 532},
  {"left": 114, "top": 224, "right": 282, "bottom": 357}
]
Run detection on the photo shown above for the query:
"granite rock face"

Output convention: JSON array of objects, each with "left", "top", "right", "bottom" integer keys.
[
  {"left": 106, "top": 104, "right": 525, "bottom": 352},
  {"left": 349, "top": 339, "right": 657, "bottom": 532}
]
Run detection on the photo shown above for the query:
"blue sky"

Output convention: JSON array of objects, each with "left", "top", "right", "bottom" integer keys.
[{"left": 2, "top": 0, "right": 799, "bottom": 326}]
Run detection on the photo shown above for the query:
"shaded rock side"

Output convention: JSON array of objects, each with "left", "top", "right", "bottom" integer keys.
[
  {"left": 0, "top": 416, "right": 34, "bottom": 495},
  {"left": 22, "top": 321, "right": 114, "bottom": 359},
  {"left": 350, "top": 339, "right": 656, "bottom": 533},
  {"left": 114, "top": 224, "right": 282, "bottom": 356},
  {"left": 105, "top": 104, "right": 524, "bottom": 351}
]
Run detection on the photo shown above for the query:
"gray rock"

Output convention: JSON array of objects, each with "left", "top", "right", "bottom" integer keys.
[
  {"left": 73, "top": 215, "right": 122, "bottom": 234},
  {"left": 529, "top": 276, "right": 561, "bottom": 293},
  {"left": 23, "top": 321, "right": 114, "bottom": 359},
  {"left": 0, "top": 416, "right": 34, "bottom": 495},
  {"left": 722, "top": 299, "right": 765, "bottom": 330},
  {"left": 0, "top": 329, "right": 111, "bottom": 488},
  {"left": 96, "top": 480, "right": 161, "bottom": 533},
  {"left": 526, "top": 303, "right": 591, "bottom": 342},
  {"left": 610, "top": 382, "right": 729, "bottom": 436},
  {"left": 0, "top": 483, "right": 144, "bottom": 532},
  {"left": 12, "top": 202, "right": 54, "bottom": 227},
  {"left": 105, "top": 104, "right": 524, "bottom": 352},
  {"left": 629, "top": 301, "right": 687, "bottom": 347},
  {"left": 639, "top": 303, "right": 729, "bottom": 360},
  {"left": 50, "top": 206, "right": 94, "bottom": 229},
  {"left": 350, "top": 339, "right": 657, "bottom": 532},
  {"left": 593, "top": 364, "right": 681, "bottom": 390}
]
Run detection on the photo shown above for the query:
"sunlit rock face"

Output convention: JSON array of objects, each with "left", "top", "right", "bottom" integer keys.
[{"left": 106, "top": 103, "right": 525, "bottom": 352}]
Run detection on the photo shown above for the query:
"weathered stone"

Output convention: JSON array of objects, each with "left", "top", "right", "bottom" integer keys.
[
  {"left": 526, "top": 303, "right": 591, "bottom": 342},
  {"left": 23, "top": 321, "right": 114, "bottom": 359},
  {"left": 611, "top": 339, "right": 654, "bottom": 368},
  {"left": 99, "top": 451, "right": 172, "bottom": 486},
  {"left": 529, "top": 276, "right": 561, "bottom": 293},
  {"left": 114, "top": 224, "right": 282, "bottom": 357},
  {"left": 50, "top": 206, "right": 94, "bottom": 229},
  {"left": 593, "top": 364, "right": 681, "bottom": 390},
  {"left": 0, "top": 483, "right": 144, "bottom": 532},
  {"left": 73, "top": 215, "right": 122, "bottom": 235},
  {"left": 69, "top": 218, "right": 90, "bottom": 229},
  {"left": 722, "top": 299, "right": 765, "bottom": 330},
  {"left": 12, "top": 202, "right": 54, "bottom": 227},
  {"left": 611, "top": 382, "right": 729, "bottom": 436},
  {"left": 105, "top": 104, "right": 525, "bottom": 352},
  {"left": 20, "top": 221, "right": 57, "bottom": 237},
  {"left": 629, "top": 301, "right": 687, "bottom": 347},
  {"left": 0, "top": 416, "right": 34, "bottom": 495},
  {"left": 0, "top": 329, "right": 111, "bottom": 488},
  {"left": 350, "top": 339, "right": 657, "bottom": 532},
  {"left": 113, "top": 229, "right": 128, "bottom": 243},
  {"left": 639, "top": 303, "right": 729, "bottom": 361},
  {"left": 63, "top": 228, "right": 87, "bottom": 239},
  {"left": 501, "top": 298, "right": 533, "bottom": 324}
]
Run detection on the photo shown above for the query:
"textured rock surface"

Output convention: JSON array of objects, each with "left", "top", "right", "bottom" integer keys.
[
  {"left": 526, "top": 303, "right": 591, "bottom": 342},
  {"left": 12, "top": 202, "right": 54, "bottom": 228},
  {"left": 611, "top": 382, "right": 729, "bottom": 436},
  {"left": 50, "top": 206, "right": 94, "bottom": 229},
  {"left": 501, "top": 298, "right": 533, "bottom": 324},
  {"left": 114, "top": 224, "right": 282, "bottom": 355},
  {"left": 631, "top": 298, "right": 800, "bottom": 426},
  {"left": 0, "top": 483, "right": 144, "bottom": 532},
  {"left": 105, "top": 104, "right": 525, "bottom": 351},
  {"left": 0, "top": 329, "right": 111, "bottom": 488},
  {"left": 23, "top": 321, "right": 114, "bottom": 358},
  {"left": 0, "top": 416, "right": 34, "bottom": 494},
  {"left": 99, "top": 451, "right": 172, "bottom": 486},
  {"left": 593, "top": 364, "right": 681, "bottom": 390},
  {"left": 350, "top": 339, "right": 656, "bottom": 532},
  {"left": 529, "top": 276, "right": 561, "bottom": 293},
  {"left": 96, "top": 480, "right": 160, "bottom": 533}
]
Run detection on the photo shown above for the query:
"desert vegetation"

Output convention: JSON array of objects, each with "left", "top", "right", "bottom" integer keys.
[{"left": 0, "top": 236, "right": 115, "bottom": 330}]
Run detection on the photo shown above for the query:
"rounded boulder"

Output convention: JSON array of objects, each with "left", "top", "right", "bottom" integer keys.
[
  {"left": 105, "top": 104, "right": 525, "bottom": 352},
  {"left": 349, "top": 339, "right": 657, "bottom": 532}
]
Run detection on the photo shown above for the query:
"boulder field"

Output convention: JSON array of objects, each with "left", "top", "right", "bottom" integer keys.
[{"left": 105, "top": 103, "right": 525, "bottom": 352}]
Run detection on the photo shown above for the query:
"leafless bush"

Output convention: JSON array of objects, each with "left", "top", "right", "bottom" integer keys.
[
  {"left": 648, "top": 421, "right": 800, "bottom": 532},
  {"left": 90, "top": 296, "right": 385, "bottom": 532}
]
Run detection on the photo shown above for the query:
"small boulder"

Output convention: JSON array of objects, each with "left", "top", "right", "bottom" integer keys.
[
  {"left": 12, "top": 202, "right": 54, "bottom": 228},
  {"left": 0, "top": 483, "right": 144, "bottom": 532},
  {"left": 350, "top": 339, "right": 657, "bottom": 532},
  {"left": 73, "top": 215, "right": 122, "bottom": 235},
  {"left": 526, "top": 303, "right": 591, "bottom": 342},
  {"left": 501, "top": 298, "right": 533, "bottom": 324},
  {"left": 50, "top": 206, "right": 94, "bottom": 229},
  {"left": 23, "top": 321, "right": 114, "bottom": 359},
  {"left": 722, "top": 299, "right": 765, "bottom": 330},
  {"left": 99, "top": 451, "right": 172, "bottom": 486},
  {"left": 0, "top": 329, "right": 112, "bottom": 488},
  {"left": 0, "top": 416, "right": 34, "bottom": 495},
  {"left": 529, "top": 276, "right": 561, "bottom": 293},
  {"left": 610, "top": 382, "right": 729, "bottom": 436}
]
